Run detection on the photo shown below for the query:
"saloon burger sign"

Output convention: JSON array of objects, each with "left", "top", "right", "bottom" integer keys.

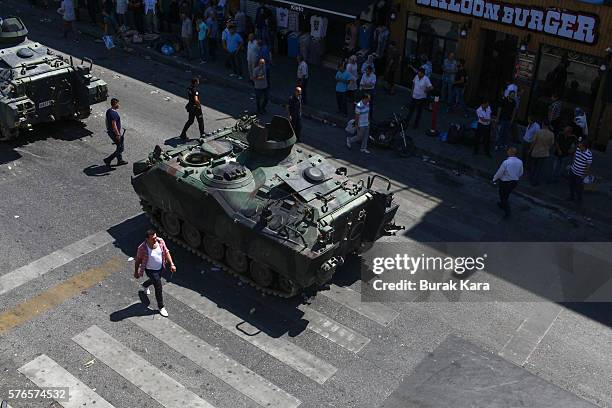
[{"left": 415, "top": 0, "right": 598, "bottom": 44}]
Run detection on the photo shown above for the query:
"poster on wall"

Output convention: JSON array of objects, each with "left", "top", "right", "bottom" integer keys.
[{"left": 514, "top": 52, "right": 536, "bottom": 85}]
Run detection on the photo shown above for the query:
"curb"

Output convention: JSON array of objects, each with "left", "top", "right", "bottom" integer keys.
[{"left": 77, "top": 24, "right": 610, "bottom": 226}]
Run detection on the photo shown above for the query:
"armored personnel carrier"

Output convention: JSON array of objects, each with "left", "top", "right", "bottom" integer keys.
[
  {"left": 0, "top": 17, "right": 108, "bottom": 141},
  {"left": 132, "top": 115, "right": 400, "bottom": 297}
]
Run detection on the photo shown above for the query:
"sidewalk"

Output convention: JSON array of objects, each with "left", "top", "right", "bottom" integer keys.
[{"left": 27, "top": 2, "right": 612, "bottom": 226}]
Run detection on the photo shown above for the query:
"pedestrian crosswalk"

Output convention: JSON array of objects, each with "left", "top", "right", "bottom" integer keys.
[
  {"left": 11, "top": 270, "right": 399, "bottom": 408},
  {"left": 320, "top": 285, "right": 399, "bottom": 327},
  {"left": 130, "top": 312, "right": 301, "bottom": 408},
  {"left": 164, "top": 283, "right": 338, "bottom": 385},
  {"left": 18, "top": 354, "right": 115, "bottom": 408},
  {"left": 73, "top": 325, "right": 216, "bottom": 408}
]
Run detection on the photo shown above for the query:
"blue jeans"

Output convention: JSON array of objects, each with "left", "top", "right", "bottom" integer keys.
[
  {"left": 496, "top": 120, "right": 511, "bottom": 149},
  {"left": 453, "top": 87, "right": 467, "bottom": 114},
  {"left": 105, "top": 133, "right": 124, "bottom": 162},
  {"left": 551, "top": 155, "right": 569, "bottom": 182},
  {"left": 198, "top": 39, "right": 208, "bottom": 61},
  {"left": 143, "top": 268, "right": 164, "bottom": 308},
  {"left": 255, "top": 88, "right": 268, "bottom": 113},
  {"left": 441, "top": 79, "right": 453, "bottom": 104}
]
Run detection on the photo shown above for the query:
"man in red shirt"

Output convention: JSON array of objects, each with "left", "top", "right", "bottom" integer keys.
[{"left": 134, "top": 229, "right": 177, "bottom": 317}]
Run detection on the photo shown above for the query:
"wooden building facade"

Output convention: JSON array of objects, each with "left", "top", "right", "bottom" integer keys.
[{"left": 389, "top": 0, "right": 612, "bottom": 148}]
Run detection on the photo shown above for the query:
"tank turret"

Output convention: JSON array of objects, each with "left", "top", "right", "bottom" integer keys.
[
  {"left": 131, "top": 116, "right": 401, "bottom": 297},
  {"left": 0, "top": 16, "right": 108, "bottom": 141}
]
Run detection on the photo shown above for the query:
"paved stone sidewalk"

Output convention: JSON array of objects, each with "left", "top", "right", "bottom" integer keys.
[{"left": 19, "top": 1, "right": 612, "bottom": 225}]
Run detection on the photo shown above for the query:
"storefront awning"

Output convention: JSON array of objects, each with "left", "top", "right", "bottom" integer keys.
[{"left": 262, "top": 0, "right": 375, "bottom": 19}]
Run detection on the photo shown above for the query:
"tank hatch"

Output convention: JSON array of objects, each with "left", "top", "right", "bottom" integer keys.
[
  {"left": 200, "top": 161, "right": 254, "bottom": 189},
  {"left": 201, "top": 139, "right": 233, "bottom": 158},
  {"left": 16, "top": 48, "right": 34, "bottom": 58}
]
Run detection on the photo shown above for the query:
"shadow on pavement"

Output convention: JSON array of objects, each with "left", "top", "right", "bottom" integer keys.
[
  {"left": 110, "top": 302, "right": 156, "bottom": 322},
  {"left": 83, "top": 164, "right": 115, "bottom": 176},
  {"left": 11, "top": 0, "right": 612, "bottom": 330}
]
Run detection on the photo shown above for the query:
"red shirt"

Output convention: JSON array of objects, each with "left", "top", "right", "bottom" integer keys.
[{"left": 136, "top": 238, "right": 169, "bottom": 276}]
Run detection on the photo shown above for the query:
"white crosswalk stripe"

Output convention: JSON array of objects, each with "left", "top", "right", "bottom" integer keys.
[
  {"left": 0, "top": 213, "right": 144, "bottom": 296},
  {"left": 164, "top": 283, "right": 338, "bottom": 385},
  {"left": 18, "top": 354, "right": 115, "bottom": 408},
  {"left": 320, "top": 285, "right": 399, "bottom": 327},
  {"left": 201, "top": 267, "right": 370, "bottom": 354},
  {"left": 130, "top": 312, "right": 301, "bottom": 408},
  {"left": 72, "top": 325, "right": 216, "bottom": 408},
  {"left": 299, "top": 305, "right": 370, "bottom": 353}
]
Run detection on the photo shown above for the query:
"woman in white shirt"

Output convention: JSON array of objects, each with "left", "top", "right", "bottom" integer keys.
[
  {"left": 57, "top": 0, "right": 76, "bottom": 39},
  {"left": 346, "top": 55, "right": 359, "bottom": 110},
  {"left": 116, "top": 0, "right": 129, "bottom": 27},
  {"left": 359, "top": 65, "right": 377, "bottom": 118},
  {"left": 360, "top": 54, "right": 375, "bottom": 77}
]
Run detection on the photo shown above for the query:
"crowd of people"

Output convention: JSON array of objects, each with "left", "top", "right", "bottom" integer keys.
[{"left": 34, "top": 0, "right": 598, "bottom": 216}]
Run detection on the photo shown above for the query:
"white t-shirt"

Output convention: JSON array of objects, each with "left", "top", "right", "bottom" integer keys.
[
  {"left": 297, "top": 61, "right": 308, "bottom": 79},
  {"left": 145, "top": 244, "right": 163, "bottom": 270},
  {"left": 355, "top": 101, "right": 370, "bottom": 127},
  {"left": 477, "top": 106, "right": 492, "bottom": 125},
  {"left": 59, "top": 0, "right": 76, "bottom": 21},
  {"left": 144, "top": 0, "right": 157, "bottom": 14},
  {"left": 310, "top": 15, "right": 327, "bottom": 38},
  {"left": 346, "top": 63, "right": 358, "bottom": 91},
  {"left": 360, "top": 73, "right": 376, "bottom": 90},
  {"left": 276, "top": 8, "right": 289, "bottom": 28},
  {"left": 412, "top": 75, "right": 432, "bottom": 99}
]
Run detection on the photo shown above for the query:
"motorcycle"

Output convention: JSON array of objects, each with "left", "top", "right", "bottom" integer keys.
[{"left": 369, "top": 109, "right": 416, "bottom": 157}]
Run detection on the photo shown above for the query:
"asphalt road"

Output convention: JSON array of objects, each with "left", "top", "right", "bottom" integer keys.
[{"left": 1, "top": 4, "right": 612, "bottom": 408}]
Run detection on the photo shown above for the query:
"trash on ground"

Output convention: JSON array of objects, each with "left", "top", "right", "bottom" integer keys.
[{"left": 83, "top": 359, "right": 95, "bottom": 368}]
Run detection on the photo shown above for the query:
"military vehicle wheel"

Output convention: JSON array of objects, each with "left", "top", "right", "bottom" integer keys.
[
  {"left": 162, "top": 212, "right": 181, "bottom": 236},
  {"left": 182, "top": 223, "right": 202, "bottom": 248},
  {"left": 227, "top": 248, "right": 248, "bottom": 273},
  {"left": 250, "top": 262, "right": 273, "bottom": 288},
  {"left": 204, "top": 238, "right": 225, "bottom": 260},
  {"left": 277, "top": 276, "right": 298, "bottom": 295},
  {"left": 0, "top": 124, "right": 18, "bottom": 142}
]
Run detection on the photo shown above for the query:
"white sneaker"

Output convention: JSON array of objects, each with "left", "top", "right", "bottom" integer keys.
[
  {"left": 346, "top": 139, "right": 351, "bottom": 149},
  {"left": 141, "top": 286, "right": 150, "bottom": 295},
  {"left": 159, "top": 307, "right": 168, "bottom": 317},
  {"left": 361, "top": 149, "right": 371, "bottom": 154}
]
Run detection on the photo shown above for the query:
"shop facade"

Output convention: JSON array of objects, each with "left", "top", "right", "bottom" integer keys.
[
  {"left": 395, "top": 0, "right": 612, "bottom": 149},
  {"left": 233, "top": 0, "right": 394, "bottom": 68}
]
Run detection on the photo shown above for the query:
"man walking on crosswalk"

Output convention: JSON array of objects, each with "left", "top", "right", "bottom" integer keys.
[{"left": 134, "top": 229, "right": 176, "bottom": 317}]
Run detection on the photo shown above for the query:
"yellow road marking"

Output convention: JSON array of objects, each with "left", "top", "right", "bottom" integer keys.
[{"left": 0, "top": 257, "right": 123, "bottom": 334}]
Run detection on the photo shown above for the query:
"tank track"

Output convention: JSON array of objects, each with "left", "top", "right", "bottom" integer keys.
[{"left": 142, "top": 204, "right": 300, "bottom": 298}]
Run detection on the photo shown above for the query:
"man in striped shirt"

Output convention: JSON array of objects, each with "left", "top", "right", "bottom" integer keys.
[{"left": 567, "top": 138, "right": 593, "bottom": 208}]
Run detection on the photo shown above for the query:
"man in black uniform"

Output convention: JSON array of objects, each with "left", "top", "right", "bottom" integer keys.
[
  {"left": 286, "top": 86, "right": 302, "bottom": 141},
  {"left": 180, "top": 77, "right": 205, "bottom": 140}
]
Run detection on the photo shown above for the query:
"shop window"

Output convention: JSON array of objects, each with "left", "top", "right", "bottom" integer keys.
[
  {"left": 530, "top": 45, "right": 603, "bottom": 120},
  {"left": 402, "top": 14, "right": 458, "bottom": 86}
]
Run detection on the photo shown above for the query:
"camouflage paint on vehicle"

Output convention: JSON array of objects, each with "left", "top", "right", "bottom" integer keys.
[
  {"left": 132, "top": 115, "right": 401, "bottom": 297},
  {"left": 0, "top": 17, "right": 108, "bottom": 141}
]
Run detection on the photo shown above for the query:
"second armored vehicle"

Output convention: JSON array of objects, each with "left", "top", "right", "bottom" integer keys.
[
  {"left": 132, "top": 115, "right": 400, "bottom": 297},
  {"left": 0, "top": 17, "right": 108, "bottom": 141}
]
